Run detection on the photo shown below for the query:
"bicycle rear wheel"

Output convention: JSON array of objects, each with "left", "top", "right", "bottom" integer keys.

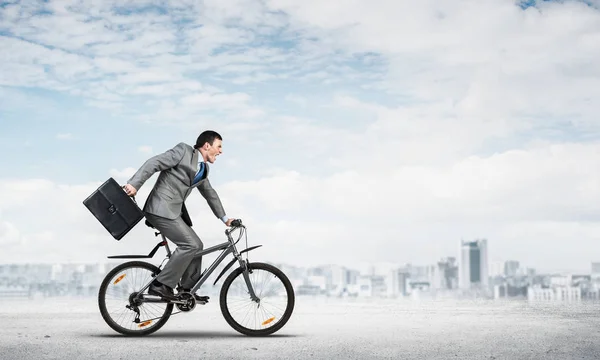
[
  {"left": 220, "top": 262, "right": 295, "bottom": 336},
  {"left": 98, "top": 261, "right": 173, "bottom": 336}
]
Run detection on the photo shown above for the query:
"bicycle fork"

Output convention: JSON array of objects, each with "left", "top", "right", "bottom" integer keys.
[{"left": 239, "top": 259, "right": 260, "bottom": 303}]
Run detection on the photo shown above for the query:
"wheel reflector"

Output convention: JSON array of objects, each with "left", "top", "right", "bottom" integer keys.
[
  {"left": 113, "top": 274, "right": 126, "bottom": 284},
  {"left": 262, "top": 317, "right": 275, "bottom": 325},
  {"left": 138, "top": 320, "right": 152, "bottom": 328}
]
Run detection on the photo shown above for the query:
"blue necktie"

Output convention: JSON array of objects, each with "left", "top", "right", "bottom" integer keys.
[{"left": 193, "top": 162, "right": 205, "bottom": 184}]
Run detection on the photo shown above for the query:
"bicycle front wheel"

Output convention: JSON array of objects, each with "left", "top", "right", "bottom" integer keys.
[
  {"left": 220, "top": 262, "right": 295, "bottom": 336},
  {"left": 98, "top": 261, "right": 173, "bottom": 336}
]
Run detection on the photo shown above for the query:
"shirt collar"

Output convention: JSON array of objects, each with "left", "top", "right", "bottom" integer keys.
[{"left": 196, "top": 150, "right": 205, "bottom": 165}]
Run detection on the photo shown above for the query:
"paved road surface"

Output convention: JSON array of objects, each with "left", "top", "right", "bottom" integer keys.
[{"left": 1, "top": 296, "right": 599, "bottom": 359}]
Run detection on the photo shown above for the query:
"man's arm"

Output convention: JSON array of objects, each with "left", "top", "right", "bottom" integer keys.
[
  {"left": 197, "top": 178, "right": 228, "bottom": 222},
  {"left": 127, "top": 142, "right": 186, "bottom": 191}
]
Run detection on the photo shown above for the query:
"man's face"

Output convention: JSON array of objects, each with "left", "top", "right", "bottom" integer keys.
[{"left": 204, "top": 138, "right": 223, "bottom": 163}]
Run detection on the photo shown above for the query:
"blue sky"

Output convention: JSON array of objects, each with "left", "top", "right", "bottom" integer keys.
[{"left": 1, "top": 0, "right": 600, "bottom": 275}]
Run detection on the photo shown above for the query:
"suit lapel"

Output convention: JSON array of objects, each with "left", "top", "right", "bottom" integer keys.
[{"left": 188, "top": 148, "right": 198, "bottom": 186}]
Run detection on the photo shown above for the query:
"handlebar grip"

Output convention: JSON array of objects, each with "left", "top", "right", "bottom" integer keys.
[{"left": 230, "top": 219, "right": 242, "bottom": 227}]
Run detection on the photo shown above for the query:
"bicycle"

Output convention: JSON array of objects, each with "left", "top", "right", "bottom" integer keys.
[{"left": 97, "top": 218, "right": 295, "bottom": 336}]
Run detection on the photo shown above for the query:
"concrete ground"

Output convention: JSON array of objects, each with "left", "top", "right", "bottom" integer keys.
[{"left": 1, "top": 296, "right": 599, "bottom": 359}]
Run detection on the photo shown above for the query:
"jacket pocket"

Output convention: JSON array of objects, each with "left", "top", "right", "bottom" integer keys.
[{"left": 155, "top": 189, "right": 176, "bottom": 200}]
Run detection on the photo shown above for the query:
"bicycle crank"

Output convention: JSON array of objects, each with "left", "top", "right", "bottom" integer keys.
[{"left": 176, "top": 293, "right": 196, "bottom": 312}]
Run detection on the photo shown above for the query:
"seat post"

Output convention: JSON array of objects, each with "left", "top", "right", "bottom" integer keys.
[{"left": 161, "top": 234, "right": 172, "bottom": 258}]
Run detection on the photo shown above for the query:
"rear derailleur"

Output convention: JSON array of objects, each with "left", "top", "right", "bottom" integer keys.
[{"left": 127, "top": 292, "right": 142, "bottom": 323}]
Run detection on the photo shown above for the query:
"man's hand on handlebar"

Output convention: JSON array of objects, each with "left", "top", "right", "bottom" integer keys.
[{"left": 226, "top": 218, "right": 242, "bottom": 227}]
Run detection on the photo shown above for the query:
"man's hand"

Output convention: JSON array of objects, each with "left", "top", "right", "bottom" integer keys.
[
  {"left": 225, "top": 218, "right": 235, "bottom": 227},
  {"left": 123, "top": 184, "right": 137, "bottom": 197}
]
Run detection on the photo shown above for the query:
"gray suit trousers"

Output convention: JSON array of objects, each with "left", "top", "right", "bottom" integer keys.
[{"left": 145, "top": 213, "right": 203, "bottom": 289}]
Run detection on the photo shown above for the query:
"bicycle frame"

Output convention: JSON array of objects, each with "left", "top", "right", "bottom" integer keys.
[{"left": 108, "top": 225, "right": 262, "bottom": 304}]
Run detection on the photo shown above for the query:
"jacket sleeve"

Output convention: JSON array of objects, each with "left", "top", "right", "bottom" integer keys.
[
  {"left": 127, "top": 142, "right": 186, "bottom": 190},
  {"left": 197, "top": 179, "right": 226, "bottom": 219}
]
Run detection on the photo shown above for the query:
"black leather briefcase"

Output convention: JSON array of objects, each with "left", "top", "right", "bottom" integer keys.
[{"left": 83, "top": 177, "right": 144, "bottom": 240}]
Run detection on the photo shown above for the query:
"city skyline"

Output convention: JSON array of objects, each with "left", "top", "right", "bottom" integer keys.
[
  {"left": 0, "top": 237, "right": 598, "bottom": 277},
  {"left": 2, "top": 248, "right": 599, "bottom": 302},
  {"left": 0, "top": 231, "right": 596, "bottom": 274},
  {"left": 2, "top": 233, "right": 599, "bottom": 303}
]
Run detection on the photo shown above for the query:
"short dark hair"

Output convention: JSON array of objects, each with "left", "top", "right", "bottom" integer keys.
[{"left": 194, "top": 130, "right": 222, "bottom": 149}]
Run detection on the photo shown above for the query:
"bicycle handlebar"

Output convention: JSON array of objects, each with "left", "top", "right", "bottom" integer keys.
[{"left": 225, "top": 219, "right": 244, "bottom": 238}]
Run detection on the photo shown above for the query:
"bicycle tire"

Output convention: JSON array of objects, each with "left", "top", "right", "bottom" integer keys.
[
  {"left": 98, "top": 261, "right": 173, "bottom": 336},
  {"left": 220, "top": 262, "right": 295, "bottom": 336}
]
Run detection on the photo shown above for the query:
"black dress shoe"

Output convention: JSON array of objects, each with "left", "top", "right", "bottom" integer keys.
[{"left": 148, "top": 281, "right": 176, "bottom": 300}]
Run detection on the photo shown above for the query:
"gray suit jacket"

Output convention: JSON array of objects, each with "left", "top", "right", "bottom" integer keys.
[{"left": 127, "top": 142, "right": 226, "bottom": 221}]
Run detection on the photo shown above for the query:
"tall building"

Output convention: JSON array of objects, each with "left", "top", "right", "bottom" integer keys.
[
  {"left": 387, "top": 267, "right": 411, "bottom": 297},
  {"left": 433, "top": 257, "right": 458, "bottom": 290},
  {"left": 459, "top": 239, "right": 489, "bottom": 290},
  {"left": 504, "top": 260, "right": 520, "bottom": 277},
  {"left": 591, "top": 262, "right": 600, "bottom": 279}
]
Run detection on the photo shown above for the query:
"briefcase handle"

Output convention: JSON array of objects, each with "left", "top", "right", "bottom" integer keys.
[{"left": 121, "top": 185, "right": 138, "bottom": 204}]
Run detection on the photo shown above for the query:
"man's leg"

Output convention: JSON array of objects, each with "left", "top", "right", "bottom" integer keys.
[
  {"left": 180, "top": 254, "right": 203, "bottom": 290},
  {"left": 145, "top": 214, "right": 203, "bottom": 292}
]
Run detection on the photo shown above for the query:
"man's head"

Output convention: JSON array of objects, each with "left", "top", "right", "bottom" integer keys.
[{"left": 194, "top": 130, "right": 223, "bottom": 164}]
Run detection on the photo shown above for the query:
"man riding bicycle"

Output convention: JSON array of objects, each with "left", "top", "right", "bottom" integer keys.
[{"left": 122, "top": 130, "right": 235, "bottom": 301}]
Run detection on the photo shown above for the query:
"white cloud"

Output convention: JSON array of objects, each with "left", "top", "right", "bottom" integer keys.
[
  {"left": 0, "top": 0, "right": 385, "bottom": 126},
  {"left": 108, "top": 167, "right": 138, "bottom": 183},
  {"left": 264, "top": 0, "right": 600, "bottom": 128},
  {"left": 0, "top": 1, "right": 278, "bottom": 125},
  {"left": 0, "top": 221, "right": 21, "bottom": 247},
  {"left": 117, "top": 71, "right": 182, "bottom": 85},
  {"left": 137, "top": 146, "right": 153, "bottom": 154},
  {"left": 209, "top": 139, "right": 600, "bottom": 271},
  {"left": 219, "top": 141, "right": 600, "bottom": 223},
  {"left": 180, "top": 92, "right": 251, "bottom": 108},
  {"left": 285, "top": 94, "right": 307, "bottom": 107},
  {"left": 2, "top": 135, "right": 600, "bottom": 271}
]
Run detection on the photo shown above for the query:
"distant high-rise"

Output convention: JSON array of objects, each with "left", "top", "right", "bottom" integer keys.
[
  {"left": 504, "top": 260, "right": 520, "bottom": 277},
  {"left": 459, "top": 239, "right": 489, "bottom": 290},
  {"left": 433, "top": 257, "right": 458, "bottom": 290},
  {"left": 387, "top": 268, "right": 410, "bottom": 297},
  {"left": 592, "top": 262, "right": 600, "bottom": 279}
]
